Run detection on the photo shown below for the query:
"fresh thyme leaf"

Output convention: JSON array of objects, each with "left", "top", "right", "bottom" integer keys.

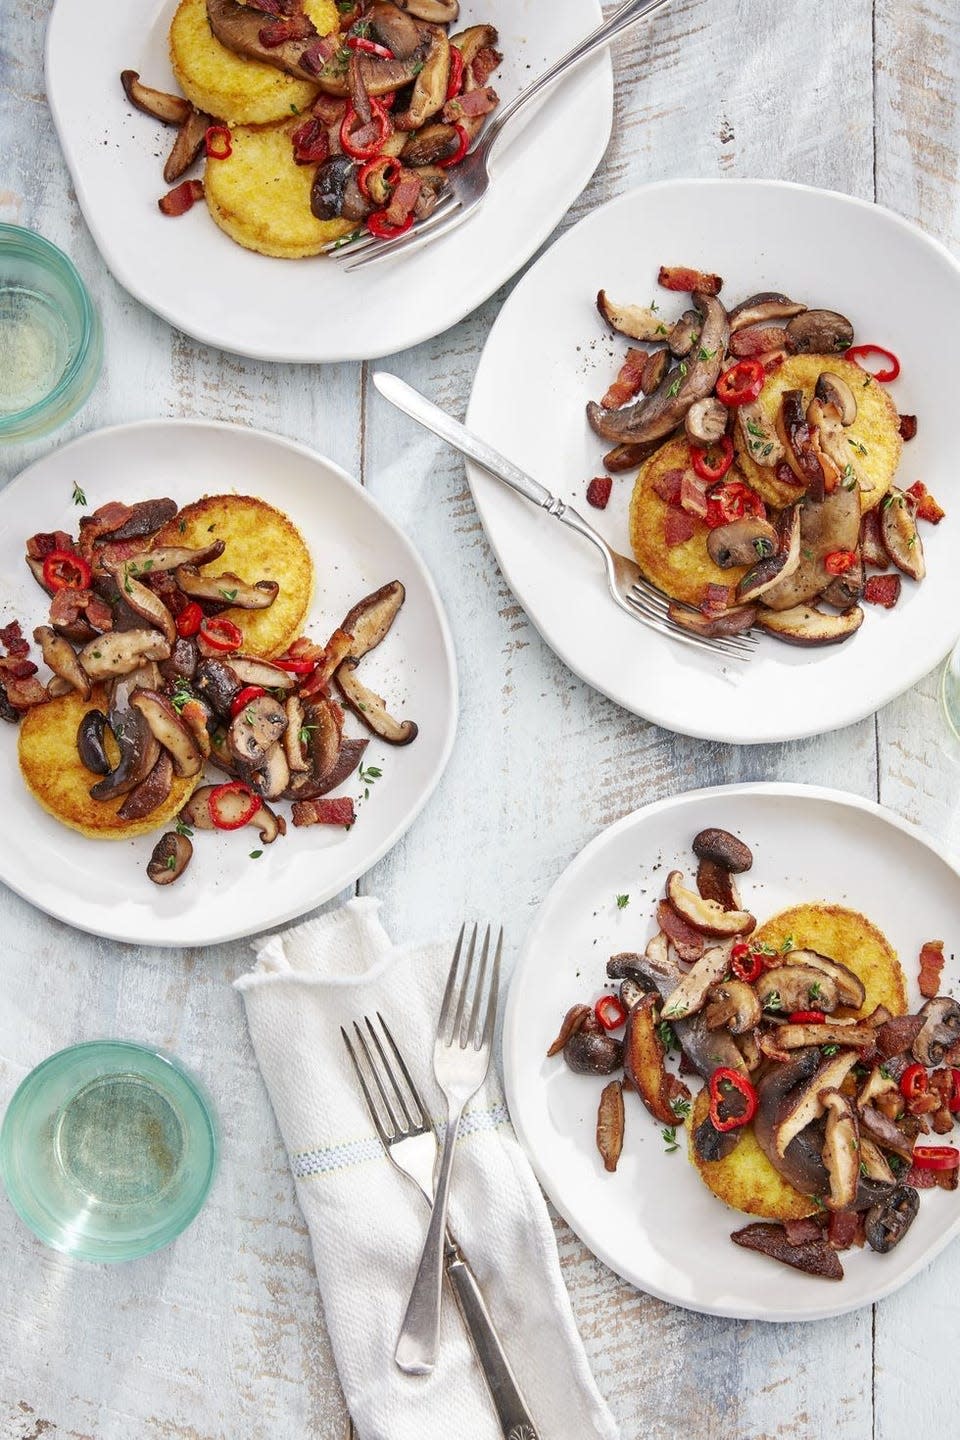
[
  {"left": 165, "top": 855, "right": 177, "bottom": 870},
  {"left": 661, "top": 1125, "right": 679, "bottom": 1153},
  {"left": 780, "top": 935, "right": 794, "bottom": 953},
  {"left": 219, "top": 588, "right": 238, "bottom": 602},
  {"left": 763, "top": 989, "right": 782, "bottom": 1011},
  {"left": 616, "top": 893, "right": 630, "bottom": 910},
  {"left": 671, "top": 1096, "right": 691, "bottom": 1119},
  {"left": 359, "top": 764, "right": 382, "bottom": 784},
  {"left": 822, "top": 1043, "right": 839, "bottom": 1056},
  {"left": 71, "top": 481, "right": 87, "bottom": 506},
  {"left": 249, "top": 849, "right": 263, "bottom": 859},
  {"left": 657, "top": 1020, "right": 675, "bottom": 1052},
  {"left": 175, "top": 819, "right": 193, "bottom": 837},
  {"left": 698, "top": 347, "right": 716, "bottom": 362}
]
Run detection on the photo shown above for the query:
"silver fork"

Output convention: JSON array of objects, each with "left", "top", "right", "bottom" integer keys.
[
  {"left": 395, "top": 923, "right": 502, "bottom": 1375},
  {"left": 325, "top": 0, "right": 675, "bottom": 270},
  {"left": 373, "top": 371, "right": 758, "bottom": 660},
  {"left": 342, "top": 1011, "right": 539, "bottom": 1438}
]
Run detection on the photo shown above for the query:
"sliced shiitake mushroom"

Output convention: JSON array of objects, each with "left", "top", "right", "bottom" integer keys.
[
  {"left": 242, "top": 740, "right": 291, "bottom": 801},
  {"left": 773, "top": 1021, "right": 880, "bottom": 1050},
  {"left": 692, "top": 828, "right": 753, "bottom": 873},
  {"left": 175, "top": 566, "right": 279, "bottom": 610},
  {"left": 912, "top": 997, "right": 960, "bottom": 1067},
  {"left": 727, "top": 292, "right": 806, "bottom": 332},
  {"left": 756, "top": 965, "right": 840, "bottom": 1014},
  {"left": 228, "top": 693, "right": 287, "bottom": 767},
  {"left": 180, "top": 784, "right": 285, "bottom": 843},
  {"left": 667, "top": 309, "right": 701, "bottom": 358},
  {"left": 449, "top": 23, "right": 499, "bottom": 68},
  {"left": 864, "top": 1185, "right": 919, "bottom": 1254},
  {"left": 193, "top": 659, "right": 240, "bottom": 720},
  {"left": 227, "top": 655, "right": 296, "bottom": 691},
  {"left": 641, "top": 348, "right": 670, "bottom": 396},
  {"left": 730, "top": 1222, "right": 843, "bottom": 1280},
  {"left": 756, "top": 604, "right": 863, "bottom": 647},
  {"left": 880, "top": 489, "right": 925, "bottom": 581},
  {"left": 736, "top": 510, "right": 802, "bottom": 608},
  {"left": 393, "top": 0, "right": 458, "bottom": 20},
  {"left": 89, "top": 674, "right": 161, "bottom": 802},
  {"left": 596, "top": 1079, "right": 625, "bottom": 1173},
  {"left": 736, "top": 400, "right": 784, "bottom": 469},
  {"left": 696, "top": 856, "right": 742, "bottom": 911},
  {"left": 117, "top": 748, "right": 174, "bottom": 822},
  {"left": 77, "top": 709, "right": 112, "bottom": 775},
  {"left": 147, "top": 830, "right": 193, "bottom": 885},
  {"left": 393, "top": 29, "right": 450, "bottom": 129},
  {"left": 546, "top": 1003, "right": 592, "bottom": 1057},
  {"left": 624, "top": 999, "right": 690, "bottom": 1123},
  {"left": 772, "top": 1049, "right": 860, "bottom": 1157},
  {"left": 124, "top": 539, "right": 225, "bottom": 574},
  {"left": 815, "top": 371, "right": 858, "bottom": 426},
  {"left": 121, "top": 70, "right": 192, "bottom": 125},
  {"left": 340, "top": 580, "right": 406, "bottom": 660},
  {"left": 109, "top": 563, "right": 176, "bottom": 644},
  {"left": 704, "top": 980, "right": 761, "bottom": 1034},
  {"left": 777, "top": 388, "right": 829, "bottom": 497},
  {"left": 664, "top": 871, "right": 755, "bottom": 938},
  {"left": 684, "top": 396, "right": 728, "bottom": 447},
  {"left": 163, "top": 107, "right": 212, "bottom": 185},
  {"left": 779, "top": 949, "right": 865, "bottom": 1008},
  {"left": 665, "top": 602, "right": 757, "bottom": 639},
  {"left": 335, "top": 657, "right": 417, "bottom": 745},
  {"left": 595, "top": 291, "right": 670, "bottom": 343},
  {"left": 130, "top": 688, "right": 204, "bottom": 777},
  {"left": 785, "top": 309, "right": 854, "bottom": 354},
  {"left": 78, "top": 629, "right": 171, "bottom": 680},
  {"left": 284, "top": 693, "right": 310, "bottom": 774},
  {"left": 659, "top": 942, "right": 734, "bottom": 1022},
  {"left": 563, "top": 1029, "right": 623, "bottom": 1076},
  {"left": 33, "top": 625, "right": 90, "bottom": 698}
]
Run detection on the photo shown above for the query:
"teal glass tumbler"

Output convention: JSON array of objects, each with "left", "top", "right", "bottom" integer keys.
[
  {"left": 0, "top": 1041, "right": 217, "bottom": 1262},
  {"left": 0, "top": 224, "right": 102, "bottom": 443}
]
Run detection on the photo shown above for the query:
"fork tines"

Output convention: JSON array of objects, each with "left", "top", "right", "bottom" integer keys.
[
  {"left": 439, "top": 924, "right": 503, "bottom": 1051},
  {"left": 342, "top": 1013, "right": 430, "bottom": 1145}
]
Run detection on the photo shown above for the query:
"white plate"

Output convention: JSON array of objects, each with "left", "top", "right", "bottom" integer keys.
[
  {"left": 467, "top": 180, "right": 960, "bottom": 743},
  {"left": 0, "top": 420, "right": 457, "bottom": 946},
  {"left": 503, "top": 783, "right": 960, "bottom": 1322},
  {"left": 44, "top": 0, "right": 611, "bottom": 363}
]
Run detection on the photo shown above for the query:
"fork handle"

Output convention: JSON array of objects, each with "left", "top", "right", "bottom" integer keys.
[
  {"left": 396, "top": 1096, "right": 465, "bottom": 1374},
  {"left": 372, "top": 370, "right": 613, "bottom": 564},
  {"left": 445, "top": 1242, "right": 540, "bottom": 1439},
  {"left": 480, "top": 0, "right": 675, "bottom": 159}
]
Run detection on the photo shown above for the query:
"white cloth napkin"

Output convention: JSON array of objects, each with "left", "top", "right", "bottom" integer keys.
[{"left": 236, "top": 898, "right": 619, "bottom": 1440}]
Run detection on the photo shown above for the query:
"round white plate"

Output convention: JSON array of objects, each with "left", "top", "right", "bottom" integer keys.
[
  {"left": 467, "top": 180, "right": 960, "bottom": 743},
  {"left": 44, "top": 0, "right": 611, "bottom": 363},
  {"left": 0, "top": 420, "right": 457, "bottom": 946},
  {"left": 503, "top": 783, "right": 960, "bottom": 1322}
]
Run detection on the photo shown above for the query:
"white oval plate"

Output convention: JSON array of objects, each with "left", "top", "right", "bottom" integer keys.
[
  {"left": 0, "top": 420, "right": 457, "bottom": 946},
  {"left": 44, "top": 0, "right": 610, "bottom": 363},
  {"left": 467, "top": 180, "right": 960, "bottom": 743},
  {"left": 503, "top": 783, "right": 960, "bottom": 1322}
]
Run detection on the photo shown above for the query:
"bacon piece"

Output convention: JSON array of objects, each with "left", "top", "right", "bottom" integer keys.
[
  {"left": 863, "top": 573, "right": 901, "bottom": 609},
  {"left": 680, "top": 470, "right": 710, "bottom": 518},
  {"left": 898, "top": 414, "right": 918, "bottom": 441},
  {"left": 904, "top": 1163, "right": 937, "bottom": 1189},
  {"left": 729, "top": 325, "right": 791, "bottom": 359},
  {"left": 652, "top": 468, "right": 684, "bottom": 505},
  {"left": 0, "top": 621, "right": 29, "bottom": 657},
  {"left": 291, "top": 116, "right": 329, "bottom": 165},
  {"left": 159, "top": 179, "right": 204, "bottom": 217},
  {"left": 49, "top": 587, "right": 113, "bottom": 633},
  {"left": 601, "top": 348, "right": 647, "bottom": 410},
  {"left": 298, "top": 627, "right": 356, "bottom": 699},
  {"left": 26, "top": 530, "right": 75, "bottom": 561},
  {"left": 658, "top": 265, "right": 723, "bottom": 296},
  {"left": 291, "top": 796, "right": 356, "bottom": 828},
  {"left": 4, "top": 674, "right": 48, "bottom": 709},
  {"left": 784, "top": 1217, "right": 824, "bottom": 1246},
  {"left": 775, "top": 459, "right": 804, "bottom": 490},
  {"left": 385, "top": 172, "right": 423, "bottom": 228},
  {"left": 301, "top": 36, "right": 341, "bottom": 75},
  {"left": 444, "top": 86, "right": 498, "bottom": 122},
  {"left": 827, "top": 1210, "right": 865, "bottom": 1251},
  {"left": 663, "top": 507, "right": 696, "bottom": 548},
  {"left": 655, "top": 901, "right": 705, "bottom": 963},
  {"left": 860, "top": 509, "right": 889, "bottom": 569},
  {"left": 919, "top": 940, "right": 946, "bottom": 999},
  {"left": 906, "top": 481, "right": 945, "bottom": 525},
  {"left": 311, "top": 94, "right": 347, "bottom": 125},
  {"left": 259, "top": 14, "right": 316, "bottom": 45},
  {"left": 471, "top": 45, "right": 502, "bottom": 85},
  {"left": 0, "top": 656, "right": 37, "bottom": 681},
  {"left": 586, "top": 476, "right": 612, "bottom": 510},
  {"left": 700, "top": 583, "right": 734, "bottom": 615}
]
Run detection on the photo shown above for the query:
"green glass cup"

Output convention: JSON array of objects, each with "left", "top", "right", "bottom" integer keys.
[
  {"left": 0, "top": 1041, "right": 217, "bottom": 1262},
  {"left": 0, "top": 224, "right": 102, "bottom": 443}
]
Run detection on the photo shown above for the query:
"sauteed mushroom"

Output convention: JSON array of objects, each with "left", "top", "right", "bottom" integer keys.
[
  {"left": 147, "top": 831, "right": 193, "bottom": 885},
  {"left": 865, "top": 1185, "right": 919, "bottom": 1253},
  {"left": 912, "top": 997, "right": 960, "bottom": 1067}
]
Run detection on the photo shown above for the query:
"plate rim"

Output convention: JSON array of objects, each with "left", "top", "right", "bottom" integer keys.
[
  {"left": 466, "top": 176, "right": 960, "bottom": 744},
  {"left": 0, "top": 416, "right": 459, "bottom": 946},
  {"left": 43, "top": 0, "right": 613, "bottom": 364},
  {"left": 502, "top": 779, "right": 960, "bottom": 1322}
]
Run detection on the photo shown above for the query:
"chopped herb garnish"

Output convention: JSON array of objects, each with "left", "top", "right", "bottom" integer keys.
[
  {"left": 171, "top": 678, "right": 193, "bottom": 714},
  {"left": 660, "top": 1125, "right": 680, "bottom": 1153},
  {"left": 654, "top": 323, "right": 668, "bottom": 337},
  {"left": 91, "top": 649, "right": 102, "bottom": 659},
  {"left": 671, "top": 1096, "right": 691, "bottom": 1120},
  {"left": 848, "top": 437, "right": 868, "bottom": 456},
  {"left": 880, "top": 1063, "right": 892, "bottom": 1079},
  {"left": 178, "top": 519, "right": 187, "bottom": 534},
  {"left": 763, "top": 989, "right": 782, "bottom": 1011},
  {"left": 822, "top": 1043, "right": 840, "bottom": 1056},
  {"left": 165, "top": 855, "right": 177, "bottom": 871},
  {"left": 175, "top": 819, "right": 193, "bottom": 838},
  {"left": 359, "top": 764, "right": 382, "bottom": 785},
  {"left": 71, "top": 481, "right": 87, "bottom": 506},
  {"left": 781, "top": 935, "right": 794, "bottom": 953},
  {"left": 746, "top": 420, "right": 764, "bottom": 438},
  {"left": 219, "top": 588, "right": 238, "bottom": 602},
  {"left": 808, "top": 980, "right": 823, "bottom": 1001},
  {"left": 616, "top": 893, "right": 630, "bottom": 910},
  {"left": 249, "top": 849, "right": 263, "bottom": 859},
  {"left": 657, "top": 1020, "right": 675, "bottom": 1052},
  {"left": 697, "top": 347, "right": 716, "bottom": 362}
]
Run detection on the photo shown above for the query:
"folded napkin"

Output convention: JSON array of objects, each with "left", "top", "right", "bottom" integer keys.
[{"left": 237, "top": 898, "right": 619, "bottom": 1440}]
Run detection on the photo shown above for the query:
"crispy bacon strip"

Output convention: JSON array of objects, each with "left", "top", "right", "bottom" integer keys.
[
  {"left": 586, "top": 477, "right": 612, "bottom": 510},
  {"left": 601, "top": 348, "right": 647, "bottom": 410},
  {"left": 656, "top": 901, "right": 704, "bottom": 962},
  {"left": 385, "top": 172, "right": 423, "bottom": 228},
  {"left": 898, "top": 414, "right": 918, "bottom": 441},
  {"left": 652, "top": 468, "right": 684, "bottom": 505},
  {"left": 259, "top": 14, "right": 316, "bottom": 45},
  {"left": 700, "top": 583, "right": 734, "bottom": 615},
  {"left": 729, "top": 325, "right": 791, "bottom": 359},
  {"left": 863, "top": 573, "right": 901, "bottom": 609},
  {"left": 680, "top": 470, "right": 710, "bottom": 518},
  {"left": 919, "top": 940, "right": 946, "bottom": 999},
  {"left": 907, "top": 481, "right": 945, "bottom": 525},
  {"left": 291, "top": 796, "right": 355, "bottom": 828},
  {"left": 0, "top": 621, "right": 30, "bottom": 657},
  {"left": 471, "top": 46, "right": 502, "bottom": 85},
  {"left": 444, "top": 86, "right": 498, "bottom": 122},
  {"left": 663, "top": 507, "right": 696, "bottom": 548},
  {"left": 658, "top": 265, "right": 723, "bottom": 296},
  {"left": 159, "top": 180, "right": 204, "bottom": 217}
]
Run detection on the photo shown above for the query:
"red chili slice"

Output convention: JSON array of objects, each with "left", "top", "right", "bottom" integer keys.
[
  {"left": 357, "top": 155, "right": 401, "bottom": 200},
  {"left": 204, "top": 125, "right": 233, "bottom": 160},
  {"left": 586, "top": 476, "right": 613, "bottom": 510},
  {"left": 900, "top": 1063, "right": 929, "bottom": 1101},
  {"left": 175, "top": 601, "right": 203, "bottom": 638},
  {"left": 208, "top": 780, "right": 260, "bottom": 831},
  {"left": 787, "top": 1010, "right": 827, "bottom": 1024},
  {"left": 367, "top": 209, "right": 413, "bottom": 239},
  {"left": 273, "top": 655, "right": 316, "bottom": 674},
  {"left": 438, "top": 122, "right": 470, "bottom": 168},
  {"left": 704, "top": 481, "right": 765, "bottom": 529},
  {"left": 595, "top": 995, "right": 627, "bottom": 1031},
  {"left": 345, "top": 35, "right": 394, "bottom": 58},
  {"left": 731, "top": 950, "right": 763, "bottom": 983},
  {"left": 690, "top": 434, "right": 734, "bottom": 483},
  {"left": 199, "top": 616, "right": 243, "bottom": 653},
  {"left": 824, "top": 549, "right": 858, "bottom": 576},
  {"left": 715, "top": 358, "right": 765, "bottom": 407},
  {"left": 230, "top": 684, "right": 266, "bottom": 717},
  {"left": 708, "top": 1067, "right": 757, "bottom": 1133},
  {"left": 340, "top": 98, "right": 391, "bottom": 159},
  {"left": 846, "top": 344, "right": 900, "bottom": 382},
  {"left": 911, "top": 1146, "right": 960, "bottom": 1171},
  {"left": 42, "top": 550, "right": 92, "bottom": 591},
  {"left": 446, "top": 45, "right": 464, "bottom": 99}
]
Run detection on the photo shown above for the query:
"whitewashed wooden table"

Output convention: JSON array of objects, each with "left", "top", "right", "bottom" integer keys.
[{"left": 3, "top": 2, "right": 960, "bottom": 1436}]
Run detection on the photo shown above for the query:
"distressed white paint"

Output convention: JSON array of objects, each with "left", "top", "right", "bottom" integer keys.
[{"left": 1, "top": 1, "right": 959, "bottom": 1436}]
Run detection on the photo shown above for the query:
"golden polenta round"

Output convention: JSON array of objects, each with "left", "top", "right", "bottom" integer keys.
[
  {"left": 18, "top": 687, "right": 198, "bottom": 840},
  {"left": 169, "top": 0, "right": 336, "bottom": 124},
  {"left": 733, "top": 353, "right": 903, "bottom": 511},
  {"left": 203, "top": 119, "right": 355, "bottom": 258},
  {"left": 751, "top": 903, "right": 907, "bottom": 1018},
  {"left": 687, "top": 1088, "right": 818, "bottom": 1222},
  {"left": 153, "top": 494, "right": 313, "bottom": 657},
  {"left": 629, "top": 435, "right": 750, "bottom": 607}
]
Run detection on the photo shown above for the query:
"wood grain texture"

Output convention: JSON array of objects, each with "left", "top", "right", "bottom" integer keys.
[{"left": 1, "top": 0, "right": 959, "bottom": 1437}]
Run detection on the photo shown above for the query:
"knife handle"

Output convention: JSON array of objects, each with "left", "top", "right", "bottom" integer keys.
[{"left": 444, "top": 1241, "right": 539, "bottom": 1440}]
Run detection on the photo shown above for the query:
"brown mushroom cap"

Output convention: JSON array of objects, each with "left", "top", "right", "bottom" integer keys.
[
  {"left": 708, "top": 517, "right": 779, "bottom": 569},
  {"left": 147, "top": 830, "right": 193, "bottom": 885}
]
